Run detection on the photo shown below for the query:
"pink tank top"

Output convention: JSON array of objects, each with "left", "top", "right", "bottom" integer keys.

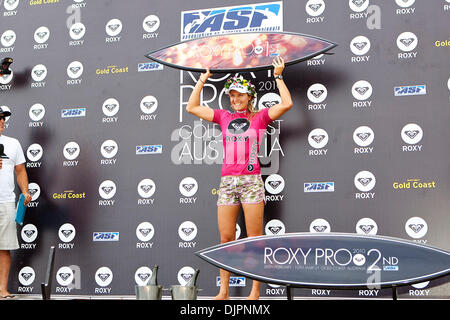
[{"left": 213, "top": 108, "right": 273, "bottom": 176}]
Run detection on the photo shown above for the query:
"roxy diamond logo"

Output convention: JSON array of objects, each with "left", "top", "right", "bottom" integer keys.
[
  {"left": 179, "top": 177, "right": 198, "bottom": 197},
  {"left": 405, "top": 217, "right": 427, "bottom": 239},
  {"left": 307, "top": 83, "right": 327, "bottom": 103},
  {"left": 136, "top": 222, "right": 155, "bottom": 242},
  {"left": 397, "top": 32, "right": 418, "bottom": 52},
  {"left": 106, "top": 19, "right": 122, "bottom": 36},
  {"left": 401, "top": 123, "right": 423, "bottom": 145},
  {"left": 95, "top": 267, "right": 113, "bottom": 287},
  {"left": 178, "top": 221, "right": 197, "bottom": 241},
  {"left": 350, "top": 36, "right": 370, "bottom": 55},
  {"left": 98, "top": 180, "right": 116, "bottom": 199},
  {"left": 353, "top": 126, "right": 374, "bottom": 147},
  {"left": 354, "top": 171, "right": 376, "bottom": 192},
  {"left": 137, "top": 179, "right": 156, "bottom": 198}
]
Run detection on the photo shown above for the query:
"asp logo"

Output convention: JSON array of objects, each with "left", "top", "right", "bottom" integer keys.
[
  {"left": 136, "top": 144, "right": 162, "bottom": 154},
  {"left": 181, "top": 1, "right": 283, "bottom": 40},
  {"left": 216, "top": 276, "right": 246, "bottom": 287},
  {"left": 304, "top": 182, "right": 334, "bottom": 192},
  {"left": 394, "top": 85, "right": 426, "bottom": 96},
  {"left": 93, "top": 232, "right": 119, "bottom": 241},
  {"left": 61, "top": 107, "right": 86, "bottom": 118}
]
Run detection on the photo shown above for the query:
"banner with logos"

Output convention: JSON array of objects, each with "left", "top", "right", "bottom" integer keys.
[{"left": 1, "top": 0, "right": 449, "bottom": 299}]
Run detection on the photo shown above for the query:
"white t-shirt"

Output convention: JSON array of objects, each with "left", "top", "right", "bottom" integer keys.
[{"left": 0, "top": 134, "right": 26, "bottom": 203}]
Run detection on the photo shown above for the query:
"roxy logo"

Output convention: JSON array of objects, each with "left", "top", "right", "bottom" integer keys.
[
  {"left": 18, "top": 267, "right": 36, "bottom": 287},
  {"left": 397, "top": 32, "right": 418, "bottom": 58},
  {"left": 349, "top": 0, "right": 369, "bottom": 12},
  {"left": 138, "top": 178, "right": 156, "bottom": 198},
  {"left": 353, "top": 126, "right": 374, "bottom": 155},
  {"left": 135, "top": 267, "right": 153, "bottom": 286},
  {"left": 140, "top": 95, "right": 158, "bottom": 115},
  {"left": 350, "top": 35, "right": 371, "bottom": 56},
  {"left": 353, "top": 126, "right": 374, "bottom": 147},
  {"left": 305, "top": 0, "right": 325, "bottom": 17},
  {"left": 308, "top": 128, "right": 328, "bottom": 153},
  {"left": 4, "top": 0, "right": 19, "bottom": 11},
  {"left": 98, "top": 180, "right": 116, "bottom": 200},
  {"left": 0, "top": 72, "right": 13, "bottom": 86},
  {"left": 258, "top": 92, "right": 280, "bottom": 110},
  {"left": 102, "top": 98, "right": 120, "bottom": 117},
  {"left": 31, "top": 64, "right": 47, "bottom": 82},
  {"left": 405, "top": 217, "right": 427, "bottom": 239},
  {"left": 227, "top": 118, "right": 250, "bottom": 134},
  {"left": 354, "top": 170, "right": 376, "bottom": 194},
  {"left": 63, "top": 141, "right": 80, "bottom": 160},
  {"left": 265, "top": 219, "right": 285, "bottom": 235},
  {"left": 95, "top": 267, "right": 113, "bottom": 287},
  {"left": 352, "top": 80, "right": 373, "bottom": 102},
  {"left": 401, "top": 123, "right": 423, "bottom": 146},
  {"left": 28, "top": 182, "right": 41, "bottom": 202},
  {"left": 59, "top": 223, "right": 76, "bottom": 243},
  {"left": 136, "top": 222, "right": 155, "bottom": 242},
  {"left": 181, "top": 2, "right": 283, "bottom": 40},
  {"left": 179, "top": 177, "right": 198, "bottom": 197},
  {"left": 310, "top": 218, "right": 331, "bottom": 233},
  {"left": 34, "top": 26, "right": 50, "bottom": 46},
  {"left": 177, "top": 266, "right": 195, "bottom": 286},
  {"left": 1, "top": 29, "right": 16, "bottom": 47},
  {"left": 265, "top": 174, "right": 285, "bottom": 195},
  {"left": 100, "top": 139, "right": 118, "bottom": 159},
  {"left": 67, "top": 61, "right": 83, "bottom": 79},
  {"left": 178, "top": 221, "right": 198, "bottom": 242},
  {"left": 21, "top": 224, "right": 38, "bottom": 243},
  {"left": 356, "top": 217, "right": 378, "bottom": 235},
  {"left": 29, "top": 104, "right": 46, "bottom": 121},
  {"left": 143, "top": 14, "right": 160, "bottom": 33},
  {"left": 69, "top": 22, "right": 86, "bottom": 40},
  {"left": 106, "top": 18, "right": 122, "bottom": 36},
  {"left": 307, "top": 83, "right": 327, "bottom": 104},
  {"left": 27, "top": 143, "right": 43, "bottom": 162},
  {"left": 56, "top": 267, "right": 74, "bottom": 287}
]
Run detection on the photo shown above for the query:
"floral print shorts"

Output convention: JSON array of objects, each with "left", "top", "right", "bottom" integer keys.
[{"left": 217, "top": 175, "right": 265, "bottom": 206}]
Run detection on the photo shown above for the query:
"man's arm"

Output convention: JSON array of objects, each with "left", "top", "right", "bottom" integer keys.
[{"left": 14, "top": 163, "right": 32, "bottom": 205}]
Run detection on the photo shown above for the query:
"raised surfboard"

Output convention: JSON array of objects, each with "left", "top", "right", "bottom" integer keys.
[
  {"left": 196, "top": 233, "right": 450, "bottom": 289},
  {"left": 145, "top": 32, "right": 336, "bottom": 73}
]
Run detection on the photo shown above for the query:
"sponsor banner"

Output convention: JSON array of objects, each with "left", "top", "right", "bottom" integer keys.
[{"left": 181, "top": 1, "right": 283, "bottom": 40}]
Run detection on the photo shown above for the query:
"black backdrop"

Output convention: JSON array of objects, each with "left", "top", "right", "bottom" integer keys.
[{"left": 1, "top": 0, "right": 449, "bottom": 298}]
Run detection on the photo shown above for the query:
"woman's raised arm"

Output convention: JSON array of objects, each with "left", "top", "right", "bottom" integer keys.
[
  {"left": 186, "top": 69, "right": 215, "bottom": 122},
  {"left": 267, "top": 57, "right": 293, "bottom": 121}
]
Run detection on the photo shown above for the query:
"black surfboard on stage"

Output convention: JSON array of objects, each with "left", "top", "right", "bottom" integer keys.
[{"left": 196, "top": 233, "right": 450, "bottom": 289}]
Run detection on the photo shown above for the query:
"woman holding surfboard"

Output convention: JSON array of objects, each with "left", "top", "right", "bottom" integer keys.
[{"left": 186, "top": 56, "right": 293, "bottom": 300}]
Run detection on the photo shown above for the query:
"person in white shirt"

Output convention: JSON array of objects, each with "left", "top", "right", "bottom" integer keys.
[{"left": 0, "top": 107, "right": 31, "bottom": 299}]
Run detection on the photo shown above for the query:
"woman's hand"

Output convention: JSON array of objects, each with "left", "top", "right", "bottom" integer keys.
[
  {"left": 199, "top": 68, "right": 211, "bottom": 83},
  {"left": 272, "top": 56, "right": 285, "bottom": 76}
]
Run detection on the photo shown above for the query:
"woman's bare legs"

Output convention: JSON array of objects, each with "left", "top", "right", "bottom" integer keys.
[
  {"left": 242, "top": 201, "right": 264, "bottom": 300},
  {"left": 213, "top": 204, "right": 240, "bottom": 300}
]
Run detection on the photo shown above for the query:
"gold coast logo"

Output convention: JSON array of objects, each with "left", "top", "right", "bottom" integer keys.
[
  {"left": 434, "top": 37, "right": 450, "bottom": 47},
  {"left": 96, "top": 64, "right": 129, "bottom": 75},
  {"left": 29, "top": 0, "right": 60, "bottom": 6},
  {"left": 393, "top": 178, "right": 437, "bottom": 190},
  {"left": 52, "top": 190, "right": 86, "bottom": 200}
]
